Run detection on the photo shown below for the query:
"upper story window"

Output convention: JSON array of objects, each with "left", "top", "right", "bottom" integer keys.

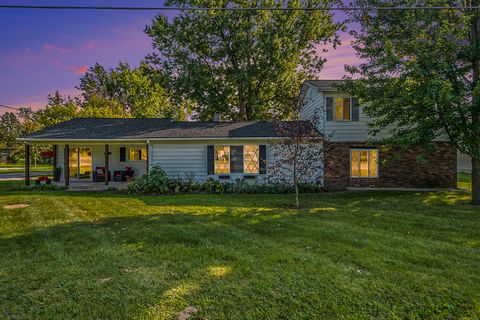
[
  {"left": 214, "top": 145, "right": 260, "bottom": 174},
  {"left": 326, "top": 96, "right": 360, "bottom": 121}
]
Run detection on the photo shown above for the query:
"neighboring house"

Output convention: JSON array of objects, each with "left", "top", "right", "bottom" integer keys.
[
  {"left": 458, "top": 151, "right": 472, "bottom": 173},
  {"left": 301, "top": 80, "right": 457, "bottom": 190},
  {"left": 20, "top": 79, "right": 458, "bottom": 190}
]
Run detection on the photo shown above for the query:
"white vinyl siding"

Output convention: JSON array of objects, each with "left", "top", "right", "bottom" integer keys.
[{"left": 151, "top": 143, "right": 208, "bottom": 181}]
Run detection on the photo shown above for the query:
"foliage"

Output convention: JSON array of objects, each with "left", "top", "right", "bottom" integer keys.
[
  {"left": 34, "top": 92, "right": 78, "bottom": 127},
  {"left": 10, "top": 184, "right": 65, "bottom": 191},
  {"left": 342, "top": 0, "right": 480, "bottom": 204},
  {"left": 144, "top": 0, "right": 343, "bottom": 120},
  {"left": 269, "top": 100, "right": 326, "bottom": 207},
  {"left": 78, "top": 62, "right": 183, "bottom": 119},
  {"left": 125, "top": 165, "right": 170, "bottom": 194},
  {"left": 0, "top": 112, "right": 23, "bottom": 156}
]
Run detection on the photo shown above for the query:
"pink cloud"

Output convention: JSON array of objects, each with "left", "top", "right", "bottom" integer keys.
[
  {"left": 43, "top": 43, "right": 55, "bottom": 50},
  {"left": 74, "top": 65, "right": 89, "bottom": 75},
  {"left": 43, "top": 43, "right": 70, "bottom": 54},
  {"left": 86, "top": 41, "right": 96, "bottom": 49}
]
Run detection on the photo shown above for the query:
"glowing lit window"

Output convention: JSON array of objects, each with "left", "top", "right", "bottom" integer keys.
[
  {"left": 128, "top": 148, "right": 147, "bottom": 161},
  {"left": 350, "top": 149, "right": 378, "bottom": 178},
  {"left": 244, "top": 145, "right": 259, "bottom": 174},
  {"left": 215, "top": 146, "right": 230, "bottom": 174},
  {"left": 333, "top": 97, "right": 352, "bottom": 120}
]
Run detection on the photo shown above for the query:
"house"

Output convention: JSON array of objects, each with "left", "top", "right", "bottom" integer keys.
[
  {"left": 19, "top": 118, "right": 286, "bottom": 187},
  {"left": 301, "top": 80, "right": 457, "bottom": 190},
  {"left": 19, "top": 80, "right": 457, "bottom": 190}
]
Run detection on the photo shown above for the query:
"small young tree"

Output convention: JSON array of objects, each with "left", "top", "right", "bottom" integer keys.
[{"left": 268, "top": 101, "right": 327, "bottom": 208}]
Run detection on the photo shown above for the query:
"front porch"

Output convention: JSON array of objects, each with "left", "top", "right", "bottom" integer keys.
[{"left": 23, "top": 142, "right": 150, "bottom": 188}]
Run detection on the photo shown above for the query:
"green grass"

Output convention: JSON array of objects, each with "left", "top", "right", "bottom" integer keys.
[
  {"left": 0, "top": 180, "right": 479, "bottom": 319},
  {"left": 0, "top": 163, "right": 52, "bottom": 174}
]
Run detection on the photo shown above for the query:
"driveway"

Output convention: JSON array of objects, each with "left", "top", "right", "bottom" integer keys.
[{"left": 0, "top": 172, "right": 51, "bottom": 181}]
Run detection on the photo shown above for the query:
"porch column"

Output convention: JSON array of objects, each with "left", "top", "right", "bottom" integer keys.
[
  {"left": 52, "top": 144, "right": 57, "bottom": 176},
  {"left": 146, "top": 141, "right": 150, "bottom": 174},
  {"left": 25, "top": 144, "right": 30, "bottom": 186},
  {"left": 64, "top": 144, "right": 69, "bottom": 186},
  {"left": 105, "top": 144, "right": 109, "bottom": 186}
]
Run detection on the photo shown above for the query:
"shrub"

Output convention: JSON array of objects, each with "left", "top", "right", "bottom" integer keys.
[
  {"left": 202, "top": 178, "right": 224, "bottom": 193},
  {"left": 12, "top": 184, "right": 65, "bottom": 191},
  {"left": 125, "top": 165, "right": 170, "bottom": 194}
]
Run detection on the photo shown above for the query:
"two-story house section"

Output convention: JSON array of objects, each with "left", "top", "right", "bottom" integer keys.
[{"left": 301, "top": 80, "right": 457, "bottom": 190}]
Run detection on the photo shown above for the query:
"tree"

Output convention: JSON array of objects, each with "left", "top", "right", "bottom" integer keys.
[
  {"left": 78, "top": 62, "right": 183, "bottom": 119},
  {"left": 35, "top": 92, "right": 78, "bottom": 127},
  {"left": 268, "top": 102, "right": 325, "bottom": 208},
  {"left": 144, "top": 0, "right": 342, "bottom": 121},
  {"left": 79, "top": 95, "right": 129, "bottom": 118},
  {"left": 0, "top": 112, "right": 22, "bottom": 160},
  {"left": 342, "top": 0, "right": 480, "bottom": 205}
]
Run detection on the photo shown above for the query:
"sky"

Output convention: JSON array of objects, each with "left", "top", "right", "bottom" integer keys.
[{"left": 0, "top": 0, "right": 359, "bottom": 113}]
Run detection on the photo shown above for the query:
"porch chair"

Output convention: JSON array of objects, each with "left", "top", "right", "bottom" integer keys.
[{"left": 93, "top": 166, "right": 110, "bottom": 182}]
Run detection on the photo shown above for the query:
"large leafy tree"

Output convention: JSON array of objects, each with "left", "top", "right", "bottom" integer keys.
[
  {"left": 78, "top": 63, "right": 183, "bottom": 119},
  {"left": 35, "top": 92, "right": 79, "bottom": 127},
  {"left": 145, "top": 0, "right": 342, "bottom": 120},
  {"left": 343, "top": 0, "right": 480, "bottom": 205}
]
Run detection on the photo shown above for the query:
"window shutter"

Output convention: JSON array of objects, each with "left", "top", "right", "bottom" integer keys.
[
  {"left": 119, "top": 147, "right": 126, "bottom": 162},
  {"left": 207, "top": 145, "right": 215, "bottom": 175},
  {"left": 259, "top": 145, "right": 267, "bottom": 174},
  {"left": 352, "top": 97, "right": 360, "bottom": 121},
  {"left": 326, "top": 97, "right": 334, "bottom": 121},
  {"left": 230, "top": 146, "right": 244, "bottom": 173}
]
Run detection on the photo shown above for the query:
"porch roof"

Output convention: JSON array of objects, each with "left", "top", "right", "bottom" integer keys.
[{"left": 20, "top": 118, "right": 309, "bottom": 142}]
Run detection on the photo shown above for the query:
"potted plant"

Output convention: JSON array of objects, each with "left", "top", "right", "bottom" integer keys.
[
  {"left": 53, "top": 167, "right": 62, "bottom": 182},
  {"left": 36, "top": 176, "right": 51, "bottom": 185}
]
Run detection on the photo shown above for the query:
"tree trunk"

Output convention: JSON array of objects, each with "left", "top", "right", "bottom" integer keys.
[
  {"left": 238, "top": 85, "right": 247, "bottom": 120},
  {"left": 472, "top": 157, "right": 480, "bottom": 205},
  {"left": 295, "top": 182, "right": 299, "bottom": 208}
]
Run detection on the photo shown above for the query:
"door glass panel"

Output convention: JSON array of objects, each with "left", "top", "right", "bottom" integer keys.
[
  {"left": 69, "top": 148, "right": 78, "bottom": 178},
  {"left": 78, "top": 148, "right": 92, "bottom": 179}
]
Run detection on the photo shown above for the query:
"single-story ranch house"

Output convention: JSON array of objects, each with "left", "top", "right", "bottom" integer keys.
[{"left": 19, "top": 80, "right": 457, "bottom": 190}]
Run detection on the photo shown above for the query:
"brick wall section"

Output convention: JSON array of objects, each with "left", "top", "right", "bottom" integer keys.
[{"left": 323, "top": 141, "right": 457, "bottom": 190}]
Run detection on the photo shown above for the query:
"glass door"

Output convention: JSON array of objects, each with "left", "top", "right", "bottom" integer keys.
[{"left": 69, "top": 147, "right": 92, "bottom": 179}]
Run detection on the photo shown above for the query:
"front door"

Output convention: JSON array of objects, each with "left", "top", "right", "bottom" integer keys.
[{"left": 69, "top": 147, "right": 92, "bottom": 179}]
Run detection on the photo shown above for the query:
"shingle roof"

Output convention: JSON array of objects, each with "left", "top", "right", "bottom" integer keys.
[
  {"left": 304, "top": 79, "right": 343, "bottom": 89},
  {"left": 22, "top": 118, "right": 307, "bottom": 141}
]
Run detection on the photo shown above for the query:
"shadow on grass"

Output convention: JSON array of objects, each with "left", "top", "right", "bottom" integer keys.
[{"left": 1, "top": 191, "right": 480, "bottom": 319}]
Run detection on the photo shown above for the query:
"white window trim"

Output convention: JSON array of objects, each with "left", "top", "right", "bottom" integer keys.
[
  {"left": 213, "top": 144, "right": 260, "bottom": 175},
  {"left": 350, "top": 148, "right": 379, "bottom": 179},
  {"left": 326, "top": 96, "right": 353, "bottom": 122}
]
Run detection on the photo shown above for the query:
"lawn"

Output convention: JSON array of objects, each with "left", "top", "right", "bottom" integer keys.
[{"left": 0, "top": 181, "right": 479, "bottom": 319}]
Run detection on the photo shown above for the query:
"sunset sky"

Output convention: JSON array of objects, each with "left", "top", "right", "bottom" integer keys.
[{"left": 0, "top": 0, "right": 359, "bottom": 112}]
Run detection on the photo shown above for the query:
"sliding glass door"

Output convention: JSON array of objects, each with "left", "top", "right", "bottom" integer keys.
[{"left": 69, "top": 147, "right": 92, "bottom": 179}]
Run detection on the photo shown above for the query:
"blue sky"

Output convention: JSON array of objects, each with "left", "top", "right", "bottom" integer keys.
[{"left": 0, "top": 0, "right": 357, "bottom": 112}]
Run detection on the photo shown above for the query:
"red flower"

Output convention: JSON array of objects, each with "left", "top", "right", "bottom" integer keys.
[
  {"left": 37, "top": 176, "right": 50, "bottom": 182},
  {"left": 40, "top": 150, "right": 55, "bottom": 158}
]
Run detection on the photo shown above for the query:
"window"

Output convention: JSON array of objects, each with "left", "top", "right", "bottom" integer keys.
[
  {"left": 128, "top": 148, "right": 147, "bottom": 161},
  {"left": 215, "top": 146, "right": 230, "bottom": 173},
  {"left": 334, "top": 97, "right": 352, "bottom": 120},
  {"left": 350, "top": 149, "right": 378, "bottom": 178},
  {"left": 244, "top": 145, "right": 259, "bottom": 173},
  {"left": 214, "top": 145, "right": 260, "bottom": 174}
]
